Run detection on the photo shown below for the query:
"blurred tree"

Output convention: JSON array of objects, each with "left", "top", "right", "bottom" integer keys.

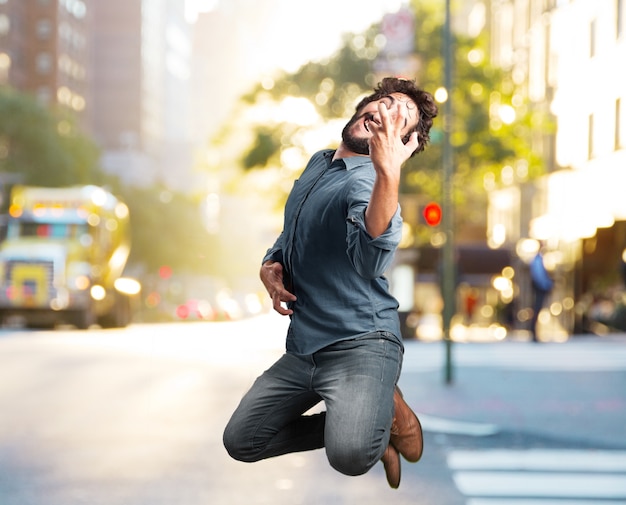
[
  {"left": 206, "top": 0, "right": 552, "bottom": 247},
  {"left": 402, "top": 1, "right": 551, "bottom": 239},
  {"left": 207, "top": 26, "right": 383, "bottom": 211},
  {"left": 112, "top": 184, "right": 216, "bottom": 276},
  {"left": 0, "top": 87, "right": 102, "bottom": 186},
  {"left": 0, "top": 87, "right": 216, "bottom": 280}
]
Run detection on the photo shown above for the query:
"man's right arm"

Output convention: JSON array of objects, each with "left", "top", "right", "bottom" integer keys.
[
  {"left": 260, "top": 232, "right": 295, "bottom": 315},
  {"left": 260, "top": 260, "right": 296, "bottom": 315},
  {"left": 365, "top": 101, "right": 418, "bottom": 238}
]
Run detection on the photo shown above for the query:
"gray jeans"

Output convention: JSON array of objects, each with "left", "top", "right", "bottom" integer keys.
[{"left": 223, "top": 332, "right": 403, "bottom": 476}]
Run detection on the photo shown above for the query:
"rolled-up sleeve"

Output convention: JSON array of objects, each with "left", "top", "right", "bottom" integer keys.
[
  {"left": 346, "top": 205, "right": 402, "bottom": 279},
  {"left": 262, "top": 231, "right": 285, "bottom": 265}
]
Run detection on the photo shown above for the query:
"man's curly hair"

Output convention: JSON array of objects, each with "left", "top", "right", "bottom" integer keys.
[{"left": 354, "top": 77, "right": 438, "bottom": 156}]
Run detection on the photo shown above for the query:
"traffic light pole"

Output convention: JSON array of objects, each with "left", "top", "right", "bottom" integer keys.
[{"left": 442, "top": 0, "right": 455, "bottom": 385}]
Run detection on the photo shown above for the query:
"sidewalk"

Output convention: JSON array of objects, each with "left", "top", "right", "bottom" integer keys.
[{"left": 398, "top": 337, "right": 626, "bottom": 449}]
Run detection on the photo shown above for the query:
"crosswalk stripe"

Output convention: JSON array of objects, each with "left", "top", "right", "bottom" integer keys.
[
  {"left": 467, "top": 500, "right": 616, "bottom": 505},
  {"left": 448, "top": 449, "right": 626, "bottom": 472},
  {"left": 403, "top": 342, "right": 626, "bottom": 372},
  {"left": 453, "top": 472, "right": 626, "bottom": 498},
  {"left": 448, "top": 449, "right": 626, "bottom": 503},
  {"left": 418, "top": 414, "right": 500, "bottom": 436}
]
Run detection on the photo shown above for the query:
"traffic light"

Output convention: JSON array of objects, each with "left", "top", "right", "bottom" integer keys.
[{"left": 423, "top": 202, "right": 442, "bottom": 226}]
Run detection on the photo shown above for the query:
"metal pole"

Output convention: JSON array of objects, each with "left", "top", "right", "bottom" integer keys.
[{"left": 442, "top": 0, "right": 455, "bottom": 385}]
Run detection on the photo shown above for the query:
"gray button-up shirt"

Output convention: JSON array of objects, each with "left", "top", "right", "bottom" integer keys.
[{"left": 263, "top": 149, "right": 403, "bottom": 355}]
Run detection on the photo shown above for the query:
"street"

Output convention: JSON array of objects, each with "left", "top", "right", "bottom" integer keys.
[{"left": 1, "top": 314, "right": 625, "bottom": 505}]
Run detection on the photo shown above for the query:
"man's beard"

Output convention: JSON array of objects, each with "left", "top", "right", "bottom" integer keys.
[{"left": 341, "top": 115, "right": 370, "bottom": 155}]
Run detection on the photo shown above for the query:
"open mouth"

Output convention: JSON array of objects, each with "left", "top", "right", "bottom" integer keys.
[{"left": 363, "top": 113, "right": 377, "bottom": 133}]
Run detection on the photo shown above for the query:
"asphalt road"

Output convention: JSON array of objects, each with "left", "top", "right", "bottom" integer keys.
[{"left": 0, "top": 314, "right": 625, "bottom": 505}]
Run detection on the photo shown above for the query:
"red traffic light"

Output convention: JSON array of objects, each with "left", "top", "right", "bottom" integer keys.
[{"left": 423, "top": 202, "right": 442, "bottom": 226}]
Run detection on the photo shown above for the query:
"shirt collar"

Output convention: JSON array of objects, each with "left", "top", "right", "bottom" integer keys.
[
  {"left": 342, "top": 155, "right": 371, "bottom": 171},
  {"left": 323, "top": 149, "right": 371, "bottom": 171}
]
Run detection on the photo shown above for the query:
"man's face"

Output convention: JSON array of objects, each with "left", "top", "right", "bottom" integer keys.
[{"left": 341, "top": 92, "right": 419, "bottom": 155}]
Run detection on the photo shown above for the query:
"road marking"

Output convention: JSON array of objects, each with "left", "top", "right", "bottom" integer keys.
[
  {"left": 403, "top": 343, "right": 626, "bottom": 372},
  {"left": 419, "top": 414, "right": 499, "bottom": 436},
  {"left": 448, "top": 449, "right": 626, "bottom": 472},
  {"left": 467, "top": 500, "right": 618, "bottom": 505},
  {"left": 448, "top": 449, "right": 626, "bottom": 503},
  {"left": 453, "top": 472, "right": 626, "bottom": 498}
]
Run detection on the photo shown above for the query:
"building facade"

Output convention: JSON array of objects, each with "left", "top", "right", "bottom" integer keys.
[
  {"left": 488, "top": 0, "right": 626, "bottom": 336},
  {"left": 0, "top": 0, "right": 195, "bottom": 191},
  {"left": 0, "top": 0, "right": 91, "bottom": 126},
  {"left": 92, "top": 0, "right": 193, "bottom": 190}
]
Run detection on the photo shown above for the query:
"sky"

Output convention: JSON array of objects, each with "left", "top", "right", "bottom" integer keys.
[{"left": 186, "top": 0, "right": 407, "bottom": 74}]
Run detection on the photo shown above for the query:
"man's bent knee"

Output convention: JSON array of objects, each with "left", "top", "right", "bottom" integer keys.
[
  {"left": 223, "top": 424, "right": 263, "bottom": 463},
  {"left": 326, "top": 444, "right": 379, "bottom": 476}
]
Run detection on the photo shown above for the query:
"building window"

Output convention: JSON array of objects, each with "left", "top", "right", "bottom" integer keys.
[
  {"left": 35, "top": 52, "right": 53, "bottom": 74},
  {"left": 587, "top": 114, "right": 594, "bottom": 159},
  {"left": 0, "top": 52, "right": 10, "bottom": 84},
  {"left": 36, "top": 19, "right": 53, "bottom": 40},
  {"left": 61, "top": 0, "right": 87, "bottom": 19},
  {"left": 617, "top": 98, "right": 623, "bottom": 150},
  {"left": 37, "top": 86, "right": 52, "bottom": 105},
  {"left": 544, "top": 0, "right": 556, "bottom": 12},
  {"left": 0, "top": 14, "right": 9, "bottom": 36},
  {"left": 590, "top": 19, "right": 596, "bottom": 58}
]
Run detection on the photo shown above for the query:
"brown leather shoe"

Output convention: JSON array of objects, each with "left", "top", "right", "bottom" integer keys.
[
  {"left": 381, "top": 443, "right": 401, "bottom": 489},
  {"left": 390, "top": 386, "right": 423, "bottom": 462}
]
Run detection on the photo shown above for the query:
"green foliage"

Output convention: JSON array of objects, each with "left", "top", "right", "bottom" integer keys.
[
  {"left": 112, "top": 184, "right": 216, "bottom": 276},
  {"left": 0, "top": 87, "right": 102, "bottom": 186},
  {"left": 244, "top": 29, "right": 378, "bottom": 115},
  {"left": 210, "top": 0, "right": 553, "bottom": 244},
  {"left": 242, "top": 127, "right": 282, "bottom": 169},
  {"left": 0, "top": 88, "right": 220, "bottom": 280},
  {"left": 221, "top": 26, "right": 384, "bottom": 198},
  {"left": 400, "top": 0, "right": 552, "bottom": 236}
]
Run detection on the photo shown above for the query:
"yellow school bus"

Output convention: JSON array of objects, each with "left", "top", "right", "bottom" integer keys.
[{"left": 0, "top": 185, "right": 140, "bottom": 328}]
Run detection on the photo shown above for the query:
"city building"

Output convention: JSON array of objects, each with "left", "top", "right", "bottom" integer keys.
[
  {"left": 0, "top": 0, "right": 195, "bottom": 191},
  {"left": 92, "top": 0, "right": 194, "bottom": 190},
  {"left": 0, "top": 0, "right": 92, "bottom": 127},
  {"left": 488, "top": 0, "right": 626, "bottom": 335}
]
